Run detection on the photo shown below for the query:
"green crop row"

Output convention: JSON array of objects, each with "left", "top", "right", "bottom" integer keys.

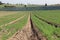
[
  {"left": 32, "top": 10, "right": 60, "bottom": 24},
  {"left": 0, "top": 13, "right": 28, "bottom": 40},
  {"left": 31, "top": 13, "right": 60, "bottom": 40},
  {"left": 0, "top": 11, "right": 27, "bottom": 26}
]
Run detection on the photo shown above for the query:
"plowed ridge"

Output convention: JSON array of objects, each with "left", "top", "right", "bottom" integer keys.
[{"left": 8, "top": 15, "right": 46, "bottom": 40}]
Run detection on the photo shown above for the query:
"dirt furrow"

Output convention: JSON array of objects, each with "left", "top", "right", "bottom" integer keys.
[{"left": 8, "top": 14, "right": 47, "bottom": 40}]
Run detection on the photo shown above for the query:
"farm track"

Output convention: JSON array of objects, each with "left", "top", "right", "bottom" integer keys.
[
  {"left": 0, "top": 15, "right": 26, "bottom": 28},
  {"left": 8, "top": 14, "right": 47, "bottom": 40},
  {"left": 34, "top": 14, "right": 60, "bottom": 28}
]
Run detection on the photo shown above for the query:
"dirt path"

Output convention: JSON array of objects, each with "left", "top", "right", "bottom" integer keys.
[
  {"left": 8, "top": 14, "right": 47, "bottom": 40},
  {"left": 0, "top": 15, "right": 25, "bottom": 28}
]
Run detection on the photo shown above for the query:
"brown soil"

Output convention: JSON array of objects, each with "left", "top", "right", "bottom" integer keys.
[{"left": 8, "top": 15, "right": 47, "bottom": 40}]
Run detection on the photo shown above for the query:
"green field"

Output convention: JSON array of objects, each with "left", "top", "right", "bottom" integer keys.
[
  {"left": 0, "top": 11, "right": 29, "bottom": 40},
  {"left": 32, "top": 10, "right": 60, "bottom": 24},
  {"left": 31, "top": 10, "right": 60, "bottom": 40},
  {"left": 0, "top": 10, "right": 60, "bottom": 40}
]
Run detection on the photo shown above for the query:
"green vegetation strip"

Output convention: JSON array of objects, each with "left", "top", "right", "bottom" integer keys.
[
  {"left": 0, "top": 11, "right": 26, "bottom": 26},
  {"left": 0, "top": 14, "right": 28, "bottom": 40},
  {"left": 31, "top": 14, "right": 60, "bottom": 40},
  {"left": 33, "top": 10, "right": 60, "bottom": 24}
]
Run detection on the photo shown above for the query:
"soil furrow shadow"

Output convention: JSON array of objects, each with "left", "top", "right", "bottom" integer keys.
[
  {"left": 30, "top": 17, "right": 41, "bottom": 40},
  {"left": 34, "top": 14, "right": 60, "bottom": 28}
]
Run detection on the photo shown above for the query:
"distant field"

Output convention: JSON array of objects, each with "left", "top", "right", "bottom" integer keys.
[{"left": 0, "top": 11, "right": 19, "bottom": 17}]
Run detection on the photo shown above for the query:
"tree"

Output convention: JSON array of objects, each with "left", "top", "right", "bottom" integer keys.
[
  {"left": 24, "top": 5, "right": 27, "bottom": 7},
  {"left": 45, "top": 3, "right": 47, "bottom": 6},
  {"left": 0, "top": 1, "right": 3, "bottom": 5}
]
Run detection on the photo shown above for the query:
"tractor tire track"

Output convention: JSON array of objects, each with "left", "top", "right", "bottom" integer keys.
[{"left": 0, "top": 15, "right": 26, "bottom": 28}]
